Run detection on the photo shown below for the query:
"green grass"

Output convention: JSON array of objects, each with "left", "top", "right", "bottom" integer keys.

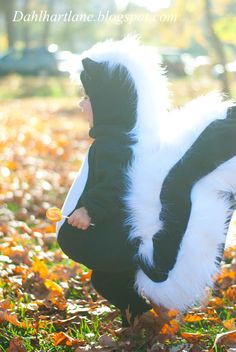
[
  {"left": 0, "top": 74, "right": 78, "bottom": 99},
  {"left": 1, "top": 72, "right": 236, "bottom": 102}
]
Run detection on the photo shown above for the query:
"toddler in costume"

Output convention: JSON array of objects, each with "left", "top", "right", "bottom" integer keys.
[
  {"left": 56, "top": 36, "right": 236, "bottom": 325},
  {"left": 57, "top": 37, "right": 154, "bottom": 325}
]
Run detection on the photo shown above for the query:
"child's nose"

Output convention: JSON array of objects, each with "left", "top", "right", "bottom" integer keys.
[{"left": 79, "top": 99, "right": 84, "bottom": 110}]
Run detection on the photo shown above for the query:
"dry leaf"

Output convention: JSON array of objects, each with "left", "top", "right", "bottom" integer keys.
[
  {"left": 52, "top": 331, "right": 79, "bottom": 346},
  {"left": 183, "top": 313, "right": 204, "bottom": 323},
  {"left": 8, "top": 337, "right": 27, "bottom": 352},
  {"left": 181, "top": 332, "right": 209, "bottom": 343},
  {"left": 31, "top": 257, "right": 49, "bottom": 279},
  {"left": 223, "top": 319, "right": 236, "bottom": 331},
  {"left": 213, "top": 329, "right": 236, "bottom": 348}
]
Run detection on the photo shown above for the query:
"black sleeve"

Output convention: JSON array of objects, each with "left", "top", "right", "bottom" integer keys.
[
  {"left": 138, "top": 105, "right": 236, "bottom": 282},
  {"left": 79, "top": 142, "right": 128, "bottom": 224}
]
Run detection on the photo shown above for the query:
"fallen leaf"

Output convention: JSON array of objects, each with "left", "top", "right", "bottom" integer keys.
[
  {"left": 181, "top": 332, "right": 209, "bottom": 343},
  {"left": 213, "top": 329, "right": 236, "bottom": 348},
  {"left": 31, "top": 257, "right": 49, "bottom": 279},
  {"left": 225, "top": 285, "right": 236, "bottom": 301},
  {"left": 160, "top": 319, "right": 180, "bottom": 336},
  {"left": 183, "top": 313, "right": 205, "bottom": 323},
  {"left": 222, "top": 319, "right": 236, "bottom": 331},
  {"left": 80, "top": 270, "right": 92, "bottom": 282},
  {"left": 99, "top": 334, "right": 117, "bottom": 348},
  {"left": 8, "top": 337, "right": 27, "bottom": 352},
  {"left": 44, "top": 279, "right": 63, "bottom": 294},
  {"left": 52, "top": 331, "right": 78, "bottom": 346}
]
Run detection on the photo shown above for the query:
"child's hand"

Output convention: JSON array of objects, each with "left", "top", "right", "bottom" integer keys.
[{"left": 68, "top": 207, "right": 91, "bottom": 230}]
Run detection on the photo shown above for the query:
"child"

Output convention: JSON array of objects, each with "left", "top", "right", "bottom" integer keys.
[
  {"left": 57, "top": 36, "right": 236, "bottom": 319},
  {"left": 56, "top": 38, "right": 157, "bottom": 325}
]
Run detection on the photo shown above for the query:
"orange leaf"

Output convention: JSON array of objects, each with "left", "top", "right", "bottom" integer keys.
[
  {"left": 223, "top": 319, "right": 236, "bottom": 331},
  {"left": 0, "top": 299, "right": 12, "bottom": 310},
  {"left": 208, "top": 297, "right": 224, "bottom": 308},
  {"left": 43, "top": 225, "right": 56, "bottom": 233},
  {"left": 183, "top": 313, "right": 204, "bottom": 323},
  {"left": 52, "top": 332, "right": 78, "bottom": 346},
  {"left": 181, "top": 332, "right": 209, "bottom": 343},
  {"left": 31, "top": 257, "right": 49, "bottom": 279},
  {"left": 49, "top": 291, "right": 67, "bottom": 311},
  {"left": 160, "top": 319, "right": 180, "bottom": 335},
  {"left": 53, "top": 332, "right": 69, "bottom": 346},
  {"left": 167, "top": 309, "right": 179, "bottom": 318},
  {"left": 8, "top": 337, "right": 27, "bottom": 352},
  {"left": 224, "top": 285, "right": 236, "bottom": 301},
  {"left": 0, "top": 311, "right": 27, "bottom": 329},
  {"left": 80, "top": 270, "right": 92, "bottom": 282}
]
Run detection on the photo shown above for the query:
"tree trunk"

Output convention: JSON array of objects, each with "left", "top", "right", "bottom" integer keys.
[
  {"left": 204, "top": 0, "right": 230, "bottom": 97},
  {"left": 0, "top": 0, "right": 16, "bottom": 48},
  {"left": 23, "top": 0, "right": 30, "bottom": 48},
  {"left": 41, "top": 0, "right": 55, "bottom": 47}
]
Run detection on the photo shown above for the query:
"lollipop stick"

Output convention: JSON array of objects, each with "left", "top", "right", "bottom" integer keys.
[{"left": 62, "top": 215, "right": 95, "bottom": 226}]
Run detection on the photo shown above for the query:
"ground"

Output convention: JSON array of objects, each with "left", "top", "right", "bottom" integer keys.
[{"left": 0, "top": 96, "right": 236, "bottom": 352}]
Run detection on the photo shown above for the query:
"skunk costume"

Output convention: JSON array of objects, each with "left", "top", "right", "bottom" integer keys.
[{"left": 57, "top": 37, "right": 236, "bottom": 319}]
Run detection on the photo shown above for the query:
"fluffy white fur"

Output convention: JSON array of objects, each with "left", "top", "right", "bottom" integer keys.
[
  {"left": 135, "top": 156, "right": 236, "bottom": 310},
  {"left": 63, "top": 36, "right": 236, "bottom": 311}
]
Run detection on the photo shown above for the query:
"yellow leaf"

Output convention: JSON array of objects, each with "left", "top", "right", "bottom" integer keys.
[
  {"left": 223, "top": 319, "right": 236, "bottom": 331},
  {"left": 45, "top": 279, "right": 63, "bottom": 294},
  {"left": 31, "top": 257, "right": 49, "bottom": 279}
]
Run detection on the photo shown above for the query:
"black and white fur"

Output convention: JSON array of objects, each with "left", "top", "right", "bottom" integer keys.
[{"left": 56, "top": 36, "right": 236, "bottom": 311}]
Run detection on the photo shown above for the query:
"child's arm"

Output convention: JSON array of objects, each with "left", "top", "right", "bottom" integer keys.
[{"left": 76, "top": 141, "right": 130, "bottom": 225}]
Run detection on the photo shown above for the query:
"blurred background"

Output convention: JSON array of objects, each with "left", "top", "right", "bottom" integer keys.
[
  {"left": 0, "top": 0, "right": 236, "bottom": 101},
  {"left": 0, "top": 0, "right": 236, "bottom": 239}
]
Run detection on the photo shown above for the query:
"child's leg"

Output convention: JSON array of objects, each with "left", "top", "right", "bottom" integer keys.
[
  {"left": 57, "top": 219, "right": 138, "bottom": 272},
  {"left": 91, "top": 270, "right": 152, "bottom": 325}
]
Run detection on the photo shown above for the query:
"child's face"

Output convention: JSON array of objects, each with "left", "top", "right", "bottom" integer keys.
[{"left": 79, "top": 93, "right": 94, "bottom": 128}]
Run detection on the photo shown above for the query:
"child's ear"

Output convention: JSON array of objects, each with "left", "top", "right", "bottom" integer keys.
[{"left": 82, "top": 58, "right": 102, "bottom": 78}]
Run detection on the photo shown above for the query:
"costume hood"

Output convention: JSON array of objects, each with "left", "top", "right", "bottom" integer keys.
[
  {"left": 58, "top": 36, "right": 234, "bottom": 312},
  {"left": 80, "top": 58, "right": 137, "bottom": 135},
  {"left": 78, "top": 35, "right": 169, "bottom": 142}
]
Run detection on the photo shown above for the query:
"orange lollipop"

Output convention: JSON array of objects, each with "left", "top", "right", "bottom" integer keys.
[
  {"left": 46, "top": 207, "right": 95, "bottom": 226},
  {"left": 46, "top": 207, "right": 64, "bottom": 222}
]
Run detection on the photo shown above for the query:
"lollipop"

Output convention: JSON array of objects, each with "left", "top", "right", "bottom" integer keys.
[
  {"left": 46, "top": 206, "right": 95, "bottom": 226},
  {"left": 46, "top": 207, "right": 65, "bottom": 222}
]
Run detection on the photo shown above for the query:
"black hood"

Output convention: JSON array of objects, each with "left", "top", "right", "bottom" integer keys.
[{"left": 80, "top": 58, "right": 137, "bottom": 139}]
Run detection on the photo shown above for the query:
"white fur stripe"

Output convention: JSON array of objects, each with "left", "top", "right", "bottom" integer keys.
[
  {"left": 56, "top": 151, "right": 89, "bottom": 237},
  {"left": 135, "top": 156, "right": 236, "bottom": 310}
]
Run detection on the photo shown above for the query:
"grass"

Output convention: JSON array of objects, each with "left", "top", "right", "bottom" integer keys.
[
  {"left": 0, "top": 86, "right": 235, "bottom": 350},
  {"left": 0, "top": 72, "right": 236, "bottom": 103},
  {"left": 0, "top": 74, "right": 78, "bottom": 99}
]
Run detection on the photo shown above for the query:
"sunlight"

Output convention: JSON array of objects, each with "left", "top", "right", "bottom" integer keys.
[{"left": 115, "top": 0, "right": 171, "bottom": 11}]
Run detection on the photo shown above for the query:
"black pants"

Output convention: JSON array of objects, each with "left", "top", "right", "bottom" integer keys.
[
  {"left": 57, "top": 221, "right": 151, "bottom": 320},
  {"left": 91, "top": 270, "right": 151, "bottom": 321}
]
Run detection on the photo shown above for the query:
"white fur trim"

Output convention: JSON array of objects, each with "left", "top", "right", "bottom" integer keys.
[
  {"left": 56, "top": 151, "right": 89, "bottom": 237},
  {"left": 124, "top": 92, "right": 233, "bottom": 261},
  {"left": 135, "top": 156, "right": 236, "bottom": 311},
  {"left": 74, "top": 35, "right": 170, "bottom": 144}
]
